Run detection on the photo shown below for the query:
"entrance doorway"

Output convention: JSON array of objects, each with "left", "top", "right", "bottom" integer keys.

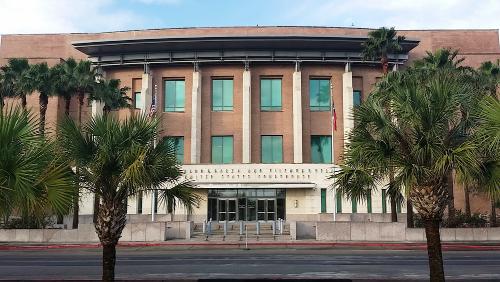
[
  {"left": 217, "top": 198, "right": 237, "bottom": 221},
  {"left": 208, "top": 189, "right": 286, "bottom": 222}
]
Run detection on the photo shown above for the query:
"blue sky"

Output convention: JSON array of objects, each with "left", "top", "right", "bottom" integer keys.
[{"left": 0, "top": 0, "right": 499, "bottom": 34}]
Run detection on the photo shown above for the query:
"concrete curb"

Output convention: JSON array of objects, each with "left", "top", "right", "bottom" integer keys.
[{"left": 1, "top": 241, "right": 500, "bottom": 251}]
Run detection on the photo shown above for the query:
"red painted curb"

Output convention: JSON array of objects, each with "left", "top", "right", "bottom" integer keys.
[{"left": 1, "top": 241, "right": 499, "bottom": 251}]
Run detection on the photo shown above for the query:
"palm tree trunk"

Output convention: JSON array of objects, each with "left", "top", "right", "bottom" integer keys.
[
  {"left": 424, "top": 219, "right": 445, "bottom": 282},
  {"left": 446, "top": 172, "right": 455, "bottom": 223},
  {"left": 95, "top": 198, "right": 127, "bottom": 282},
  {"left": 64, "top": 96, "right": 71, "bottom": 116},
  {"left": 102, "top": 243, "right": 117, "bottom": 281},
  {"left": 381, "top": 56, "right": 389, "bottom": 75},
  {"left": 407, "top": 199, "right": 414, "bottom": 228},
  {"left": 93, "top": 195, "right": 100, "bottom": 224},
  {"left": 72, "top": 91, "right": 85, "bottom": 229},
  {"left": 38, "top": 93, "right": 48, "bottom": 136},
  {"left": 491, "top": 199, "right": 497, "bottom": 227},
  {"left": 464, "top": 184, "right": 471, "bottom": 218},
  {"left": 389, "top": 170, "right": 398, "bottom": 222},
  {"left": 21, "top": 94, "right": 27, "bottom": 109}
]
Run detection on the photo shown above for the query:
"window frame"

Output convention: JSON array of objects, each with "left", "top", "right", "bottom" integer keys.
[
  {"left": 212, "top": 78, "right": 234, "bottom": 112},
  {"left": 211, "top": 136, "right": 234, "bottom": 164},
  {"left": 320, "top": 188, "right": 327, "bottom": 213},
  {"left": 310, "top": 135, "right": 332, "bottom": 164},
  {"left": 134, "top": 91, "right": 142, "bottom": 109},
  {"left": 261, "top": 135, "right": 283, "bottom": 164},
  {"left": 164, "top": 136, "right": 184, "bottom": 164},
  {"left": 353, "top": 90, "right": 362, "bottom": 107},
  {"left": 260, "top": 77, "right": 282, "bottom": 111},
  {"left": 309, "top": 78, "right": 331, "bottom": 112},
  {"left": 164, "top": 79, "right": 185, "bottom": 112}
]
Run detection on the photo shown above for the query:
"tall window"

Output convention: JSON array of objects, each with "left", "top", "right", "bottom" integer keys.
[
  {"left": 165, "top": 136, "right": 184, "bottom": 163},
  {"left": 336, "top": 193, "right": 342, "bottom": 213},
  {"left": 261, "top": 135, "right": 283, "bottom": 164},
  {"left": 352, "top": 198, "right": 357, "bottom": 213},
  {"left": 212, "top": 136, "right": 233, "bottom": 164},
  {"left": 164, "top": 80, "right": 185, "bottom": 112},
  {"left": 353, "top": 90, "right": 362, "bottom": 107},
  {"left": 134, "top": 91, "right": 142, "bottom": 109},
  {"left": 309, "top": 79, "right": 331, "bottom": 111},
  {"left": 320, "top": 188, "right": 327, "bottom": 213},
  {"left": 311, "top": 136, "right": 332, "bottom": 163},
  {"left": 212, "top": 79, "right": 233, "bottom": 111},
  {"left": 137, "top": 192, "right": 143, "bottom": 214},
  {"left": 260, "top": 78, "right": 282, "bottom": 111}
]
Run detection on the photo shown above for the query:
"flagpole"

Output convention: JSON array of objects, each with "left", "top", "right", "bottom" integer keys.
[
  {"left": 151, "top": 82, "right": 158, "bottom": 222},
  {"left": 330, "top": 80, "right": 336, "bottom": 222}
]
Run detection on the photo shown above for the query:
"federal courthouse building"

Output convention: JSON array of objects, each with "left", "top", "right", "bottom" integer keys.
[{"left": 1, "top": 26, "right": 499, "bottom": 223}]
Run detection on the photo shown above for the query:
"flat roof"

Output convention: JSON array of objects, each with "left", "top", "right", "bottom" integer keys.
[{"left": 73, "top": 35, "right": 420, "bottom": 56}]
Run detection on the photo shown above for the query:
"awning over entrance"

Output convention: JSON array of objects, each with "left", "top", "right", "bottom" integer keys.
[{"left": 194, "top": 182, "right": 316, "bottom": 189}]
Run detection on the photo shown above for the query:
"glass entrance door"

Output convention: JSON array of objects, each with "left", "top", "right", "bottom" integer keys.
[
  {"left": 218, "top": 198, "right": 237, "bottom": 221},
  {"left": 256, "top": 199, "right": 276, "bottom": 221}
]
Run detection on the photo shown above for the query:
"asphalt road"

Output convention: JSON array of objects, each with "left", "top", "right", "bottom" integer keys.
[{"left": 1, "top": 247, "right": 500, "bottom": 281}]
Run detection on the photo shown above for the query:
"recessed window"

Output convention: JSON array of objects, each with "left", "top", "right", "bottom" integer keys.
[
  {"left": 310, "top": 79, "right": 331, "bottom": 111},
  {"left": 311, "top": 136, "right": 332, "bottom": 163},
  {"left": 336, "top": 193, "right": 342, "bottom": 213},
  {"left": 367, "top": 189, "right": 372, "bottom": 213},
  {"left": 260, "top": 78, "right": 282, "bottom": 111},
  {"left": 353, "top": 90, "right": 362, "bottom": 107},
  {"left": 212, "top": 79, "right": 233, "bottom": 111},
  {"left": 212, "top": 136, "right": 233, "bottom": 164},
  {"left": 164, "top": 80, "right": 185, "bottom": 112},
  {"left": 261, "top": 135, "right": 283, "bottom": 164},
  {"left": 165, "top": 136, "right": 184, "bottom": 163},
  {"left": 134, "top": 91, "right": 143, "bottom": 109},
  {"left": 321, "top": 188, "right": 327, "bottom": 213}
]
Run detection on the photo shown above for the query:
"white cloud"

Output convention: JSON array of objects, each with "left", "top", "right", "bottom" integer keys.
[
  {"left": 0, "top": 0, "right": 142, "bottom": 34},
  {"left": 281, "top": 0, "right": 500, "bottom": 29}
]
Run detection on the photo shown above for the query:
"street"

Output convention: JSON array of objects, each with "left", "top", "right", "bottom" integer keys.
[{"left": 1, "top": 247, "right": 500, "bottom": 281}]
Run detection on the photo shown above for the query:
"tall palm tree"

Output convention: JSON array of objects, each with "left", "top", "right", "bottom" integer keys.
[
  {"left": 362, "top": 27, "right": 405, "bottom": 75},
  {"left": 332, "top": 67, "right": 483, "bottom": 281},
  {"left": 58, "top": 114, "right": 200, "bottom": 281},
  {"left": 53, "top": 58, "right": 78, "bottom": 116},
  {"left": 0, "top": 71, "right": 12, "bottom": 110},
  {"left": 478, "top": 59, "right": 499, "bottom": 96},
  {"left": 90, "top": 78, "right": 131, "bottom": 116},
  {"left": 414, "top": 48, "right": 465, "bottom": 70},
  {"left": 414, "top": 48, "right": 468, "bottom": 222},
  {"left": 70, "top": 60, "right": 97, "bottom": 229},
  {"left": 362, "top": 27, "right": 406, "bottom": 223},
  {"left": 88, "top": 78, "right": 131, "bottom": 223},
  {"left": 0, "top": 107, "right": 75, "bottom": 227},
  {"left": 0, "top": 58, "right": 31, "bottom": 109},
  {"left": 26, "top": 62, "right": 56, "bottom": 136}
]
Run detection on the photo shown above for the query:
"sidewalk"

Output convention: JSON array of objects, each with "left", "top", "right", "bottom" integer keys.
[{"left": 1, "top": 240, "right": 500, "bottom": 251}]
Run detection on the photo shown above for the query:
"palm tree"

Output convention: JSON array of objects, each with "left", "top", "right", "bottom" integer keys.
[
  {"left": 362, "top": 27, "right": 406, "bottom": 223},
  {"left": 478, "top": 60, "right": 500, "bottom": 96},
  {"left": 70, "top": 60, "right": 97, "bottom": 229},
  {"left": 0, "top": 71, "right": 12, "bottom": 110},
  {"left": 87, "top": 78, "right": 131, "bottom": 223},
  {"left": 362, "top": 27, "right": 405, "bottom": 75},
  {"left": 91, "top": 78, "right": 131, "bottom": 116},
  {"left": 0, "top": 58, "right": 31, "bottom": 109},
  {"left": 53, "top": 58, "right": 78, "bottom": 116},
  {"left": 414, "top": 48, "right": 468, "bottom": 222},
  {"left": 332, "top": 67, "right": 483, "bottom": 281},
  {"left": 414, "top": 48, "right": 465, "bottom": 70},
  {"left": 0, "top": 107, "right": 75, "bottom": 227},
  {"left": 26, "top": 62, "right": 56, "bottom": 136},
  {"left": 57, "top": 114, "right": 200, "bottom": 281}
]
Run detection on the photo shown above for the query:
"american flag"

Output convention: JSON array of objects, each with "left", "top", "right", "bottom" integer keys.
[
  {"left": 148, "top": 85, "right": 157, "bottom": 118},
  {"left": 330, "top": 82, "right": 337, "bottom": 131}
]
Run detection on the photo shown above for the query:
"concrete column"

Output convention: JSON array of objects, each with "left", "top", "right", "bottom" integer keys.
[
  {"left": 242, "top": 67, "right": 251, "bottom": 163},
  {"left": 190, "top": 69, "right": 202, "bottom": 164},
  {"left": 140, "top": 72, "right": 153, "bottom": 114},
  {"left": 342, "top": 63, "right": 354, "bottom": 144},
  {"left": 91, "top": 101, "right": 104, "bottom": 117},
  {"left": 292, "top": 64, "right": 303, "bottom": 163}
]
